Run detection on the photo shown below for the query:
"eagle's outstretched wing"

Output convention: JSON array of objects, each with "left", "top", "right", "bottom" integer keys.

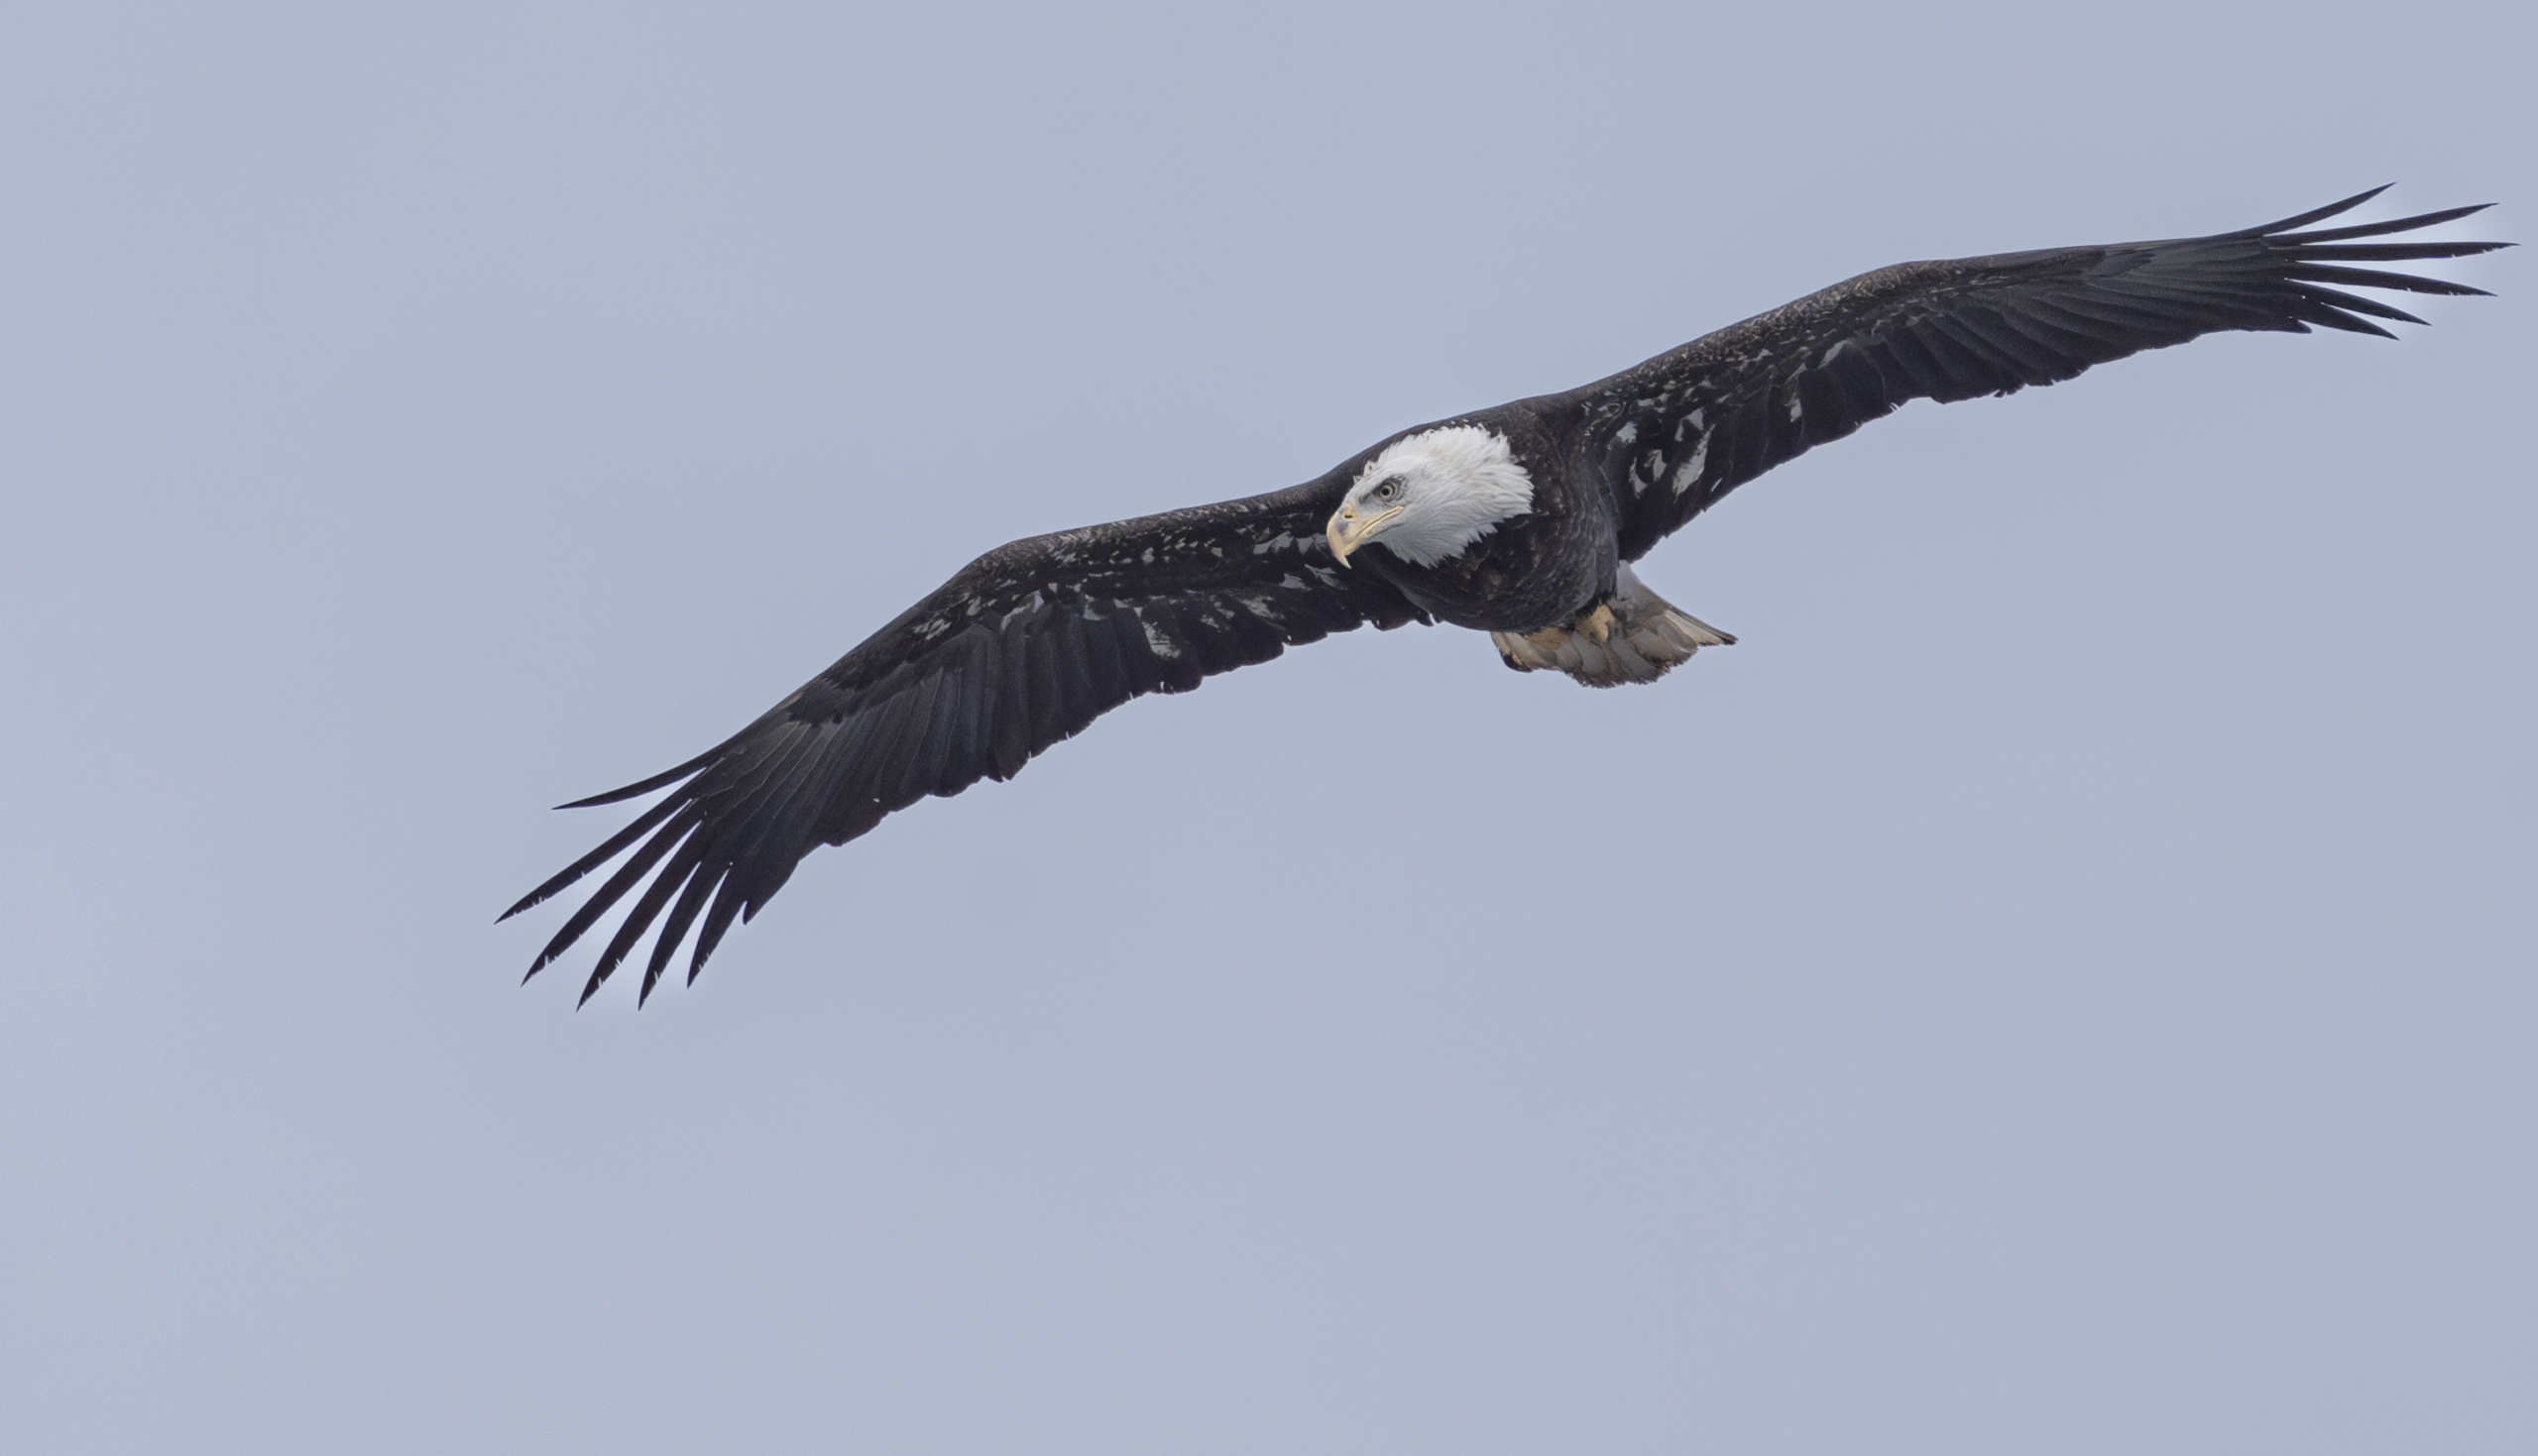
[
  {"left": 1568, "top": 187, "right": 2509, "bottom": 561},
  {"left": 504, "top": 480, "right": 1422, "bottom": 1004}
]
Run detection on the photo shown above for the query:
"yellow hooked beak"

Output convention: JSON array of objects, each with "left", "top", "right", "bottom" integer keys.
[{"left": 1325, "top": 503, "right": 1405, "bottom": 567}]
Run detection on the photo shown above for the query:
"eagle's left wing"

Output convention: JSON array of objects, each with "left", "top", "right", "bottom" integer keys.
[
  {"left": 504, "top": 479, "right": 1421, "bottom": 1004},
  {"left": 1564, "top": 187, "right": 2507, "bottom": 562}
]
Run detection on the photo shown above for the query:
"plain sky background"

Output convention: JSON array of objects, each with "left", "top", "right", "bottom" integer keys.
[{"left": 1, "top": 3, "right": 2529, "bottom": 1452}]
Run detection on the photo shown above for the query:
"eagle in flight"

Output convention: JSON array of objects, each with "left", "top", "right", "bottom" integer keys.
[{"left": 506, "top": 187, "right": 2506, "bottom": 1004}]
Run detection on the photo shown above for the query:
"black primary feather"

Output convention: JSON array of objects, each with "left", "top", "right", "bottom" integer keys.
[
  {"left": 1570, "top": 186, "right": 2508, "bottom": 560},
  {"left": 502, "top": 483, "right": 1424, "bottom": 1004}
]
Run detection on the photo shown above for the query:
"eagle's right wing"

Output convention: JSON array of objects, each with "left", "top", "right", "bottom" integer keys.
[
  {"left": 1564, "top": 187, "right": 2507, "bottom": 562},
  {"left": 503, "top": 480, "right": 1423, "bottom": 1005}
]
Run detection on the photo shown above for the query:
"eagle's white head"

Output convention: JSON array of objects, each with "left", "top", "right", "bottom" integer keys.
[{"left": 1325, "top": 424, "right": 1536, "bottom": 569}]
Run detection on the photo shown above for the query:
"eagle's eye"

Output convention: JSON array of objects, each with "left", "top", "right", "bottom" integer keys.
[{"left": 1372, "top": 478, "right": 1404, "bottom": 502}]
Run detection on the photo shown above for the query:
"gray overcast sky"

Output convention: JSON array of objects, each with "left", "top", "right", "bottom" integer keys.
[{"left": 2, "top": 3, "right": 2530, "bottom": 1452}]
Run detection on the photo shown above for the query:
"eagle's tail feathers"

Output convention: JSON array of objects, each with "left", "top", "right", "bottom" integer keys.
[{"left": 1491, "top": 564, "right": 1733, "bottom": 688}]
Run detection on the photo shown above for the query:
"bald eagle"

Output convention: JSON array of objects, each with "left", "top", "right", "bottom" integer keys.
[{"left": 507, "top": 187, "right": 2505, "bottom": 1004}]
